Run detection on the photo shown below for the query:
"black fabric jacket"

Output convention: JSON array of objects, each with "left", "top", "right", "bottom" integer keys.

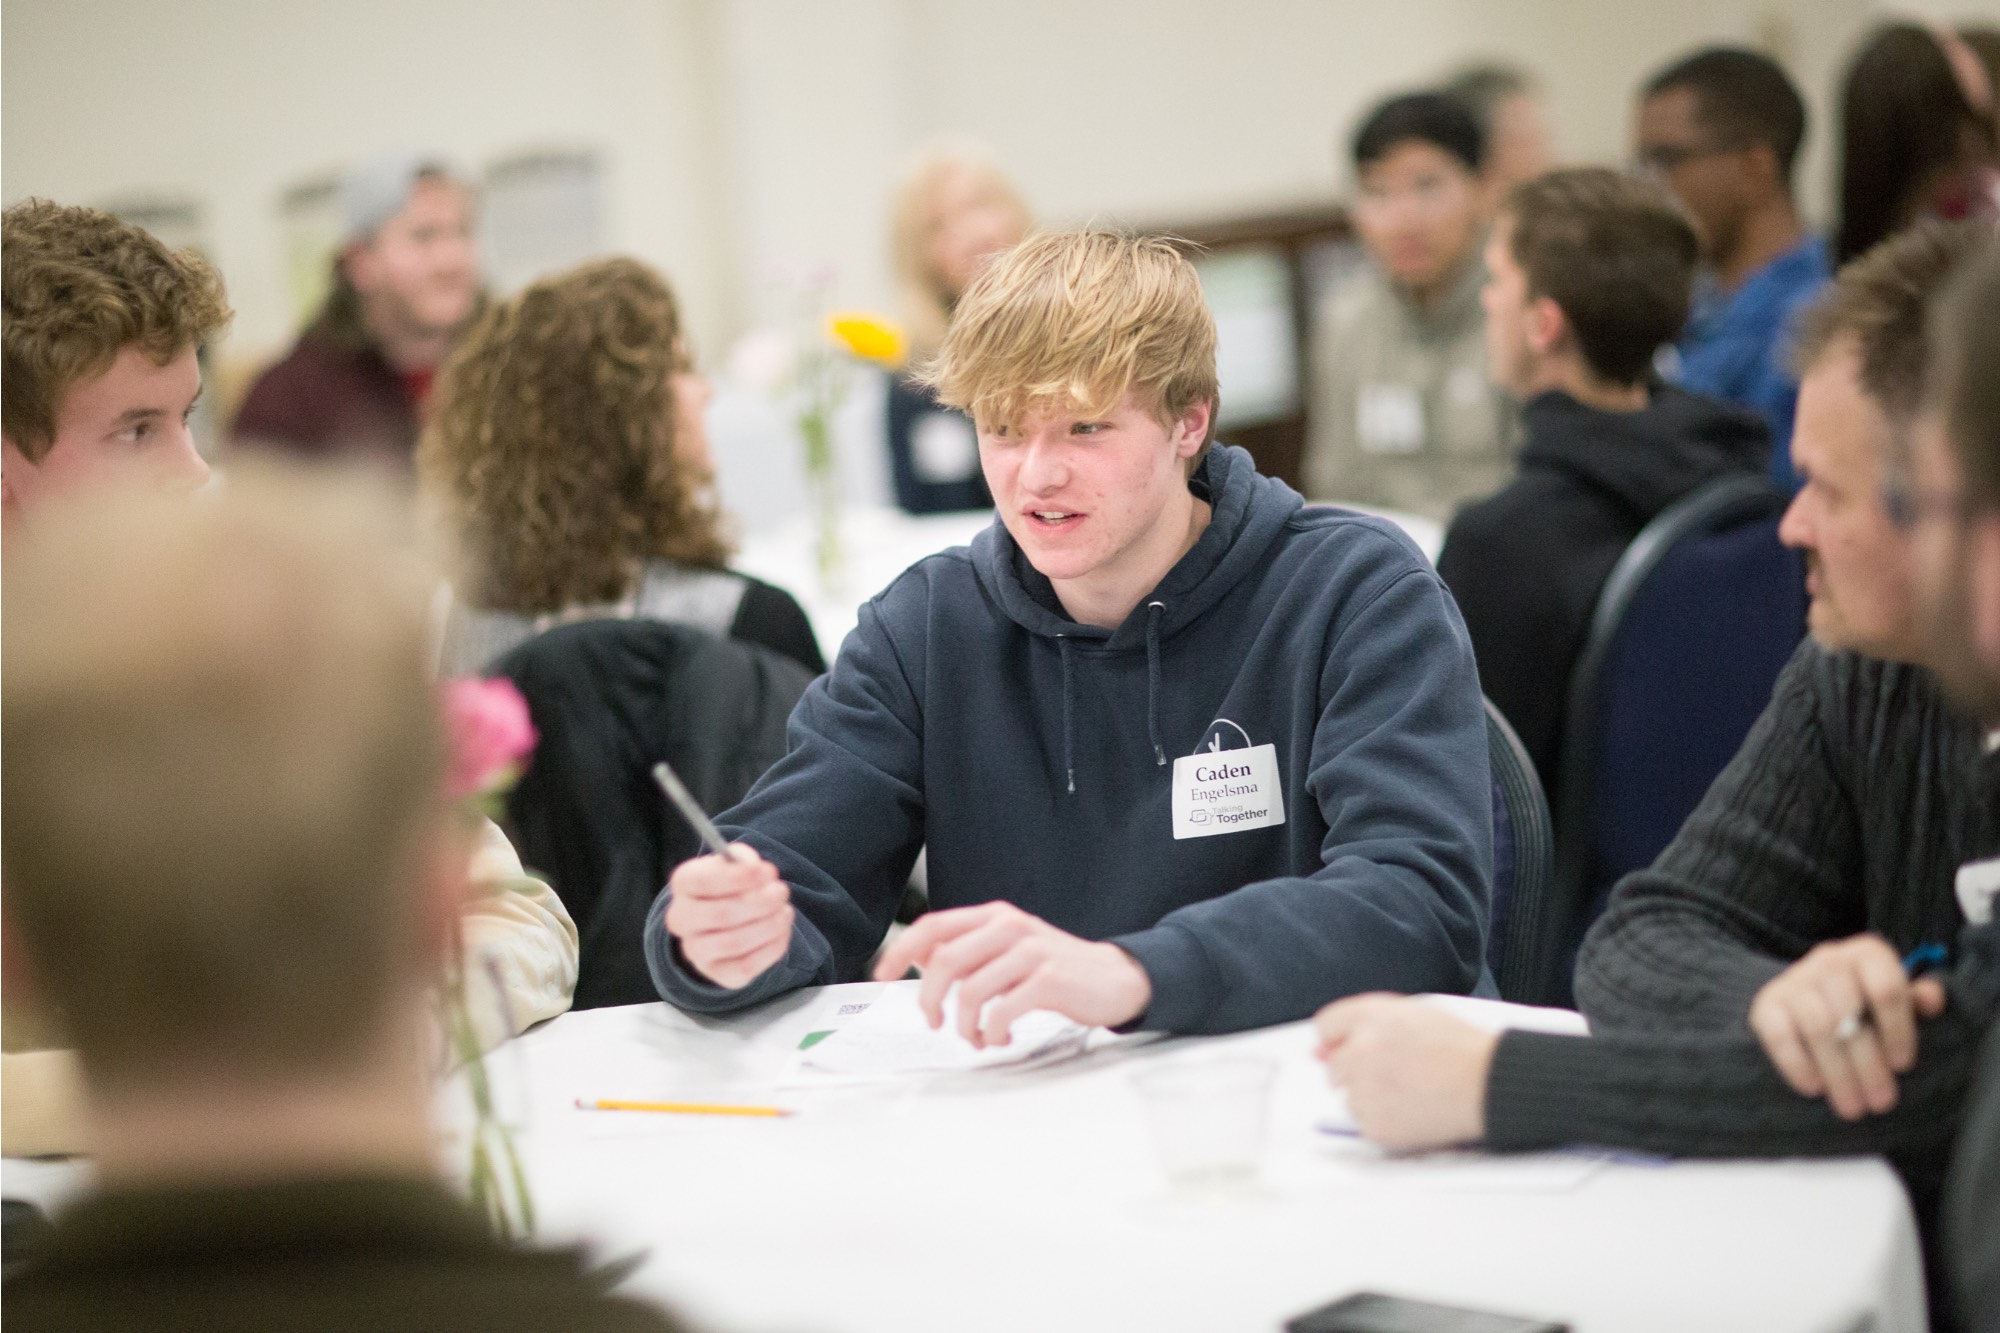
[
  {"left": 1437, "top": 385, "right": 1769, "bottom": 800},
  {"left": 493, "top": 620, "right": 812, "bottom": 1009},
  {"left": 1951, "top": 1017, "right": 2000, "bottom": 1332},
  {"left": 4, "top": 1175, "right": 686, "bottom": 1332}
]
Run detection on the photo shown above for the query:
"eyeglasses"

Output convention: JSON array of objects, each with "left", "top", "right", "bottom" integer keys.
[
  {"left": 1631, "top": 140, "right": 1741, "bottom": 177},
  {"left": 1882, "top": 482, "right": 1984, "bottom": 531}
]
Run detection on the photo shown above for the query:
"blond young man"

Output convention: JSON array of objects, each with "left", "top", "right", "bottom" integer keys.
[
  {"left": 649, "top": 229, "right": 1493, "bottom": 1039},
  {"left": 0, "top": 473, "right": 679, "bottom": 1332},
  {"left": 0, "top": 200, "right": 576, "bottom": 1158}
]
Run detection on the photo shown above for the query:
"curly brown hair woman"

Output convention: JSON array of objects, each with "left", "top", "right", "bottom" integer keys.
[{"left": 423, "top": 257, "right": 823, "bottom": 675}]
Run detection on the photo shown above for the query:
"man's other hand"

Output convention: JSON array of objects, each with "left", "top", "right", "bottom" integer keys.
[
  {"left": 1748, "top": 933, "right": 1948, "bottom": 1120},
  {"left": 662, "top": 847, "right": 793, "bottom": 989},
  {"left": 1313, "top": 994, "right": 1496, "bottom": 1152},
  {"left": 870, "top": 902, "right": 1151, "bottom": 1045}
]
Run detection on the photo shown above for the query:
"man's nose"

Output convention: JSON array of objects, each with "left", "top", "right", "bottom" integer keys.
[
  {"left": 1776, "top": 488, "right": 1812, "bottom": 551},
  {"left": 1017, "top": 434, "right": 1068, "bottom": 492},
  {"left": 171, "top": 426, "right": 212, "bottom": 494}
]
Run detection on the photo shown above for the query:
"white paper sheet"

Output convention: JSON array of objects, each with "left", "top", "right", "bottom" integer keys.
[{"left": 793, "top": 985, "right": 1093, "bottom": 1079}]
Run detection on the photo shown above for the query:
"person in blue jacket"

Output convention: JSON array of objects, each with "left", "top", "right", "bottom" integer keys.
[{"left": 645, "top": 229, "right": 1493, "bottom": 1039}]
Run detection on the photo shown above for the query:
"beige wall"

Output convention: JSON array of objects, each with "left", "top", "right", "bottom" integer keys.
[{"left": 6, "top": 0, "right": 1997, "bottom": 377}]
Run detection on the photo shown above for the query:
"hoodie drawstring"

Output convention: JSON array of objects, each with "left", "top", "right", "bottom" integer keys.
[
  {"left": 1145, "top": 601, "right": 1166, "bottom": 766},
  {"left": 1057, "top": 635, "right": 1076, "bottom": 794}
]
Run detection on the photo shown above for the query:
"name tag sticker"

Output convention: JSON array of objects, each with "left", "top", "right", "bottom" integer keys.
[
  {"left": 1357, "top": 383, "right": 1424, "bottom": 454},
  {"left": 1958, "top": 856, "right": 2000, "bottom": 925},
  {"left": 1172, "top": 742, "right": 1286, "bottom": 840}
]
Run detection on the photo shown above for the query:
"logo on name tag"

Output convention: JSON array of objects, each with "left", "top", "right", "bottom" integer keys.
[{"left": 1171, "top": 720, "right": 1286, "bottom": 840}]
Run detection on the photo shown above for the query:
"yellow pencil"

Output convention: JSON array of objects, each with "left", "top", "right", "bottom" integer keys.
[{"left": 573, "top": 1098, "right": 794, "bottom": 1118}]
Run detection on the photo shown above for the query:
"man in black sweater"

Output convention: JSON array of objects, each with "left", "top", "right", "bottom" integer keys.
[
  {"left": 1438, "top": 167, "right": 1769, "bottom": 801},
  {"left": 1317, "top": 221, "right": 1999, "bottom": 1324}
]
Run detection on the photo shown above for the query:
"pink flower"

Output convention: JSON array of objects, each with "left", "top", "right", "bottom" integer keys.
[{"left": 442, "top": 677, "right": 538, "bottom": 802}]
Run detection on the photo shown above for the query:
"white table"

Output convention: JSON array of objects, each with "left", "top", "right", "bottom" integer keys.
[
  {"left": 0, "top": 987, "right": 1926, "bottom": 1332},
  {"left": 736, "top": 503, "right": 1444, "bottom": 664},
  {"left": 488, "top": 984, "right": 1922, "bottom": 1333}
]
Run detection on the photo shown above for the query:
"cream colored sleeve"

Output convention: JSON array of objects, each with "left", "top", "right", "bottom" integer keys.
[
  {"left": 458, "top": 820, "right": 578, "bottom": 1051},
  {"left": 1, "top": 1047, "right": 88, "bottom": 1158}
]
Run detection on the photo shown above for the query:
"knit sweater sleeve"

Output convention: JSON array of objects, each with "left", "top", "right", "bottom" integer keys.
[
  {"left": 1575, "top": 643, "right": 1868, "bottom": 1034},
  {"left": 1488, "top": 920, "right": 2000, "bottom": 1173}
]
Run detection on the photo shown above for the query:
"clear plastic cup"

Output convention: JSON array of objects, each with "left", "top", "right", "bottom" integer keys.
[{"left": 1129, "top": 1056, "right": 1277, "bottom": 1198}]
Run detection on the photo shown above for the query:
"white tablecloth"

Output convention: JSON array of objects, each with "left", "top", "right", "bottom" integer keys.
[
  {"left": 498, "top": 984, "right": 1920, "bottom": 1333},
  {"left": 0, "top": 986, "right": 1926, "bottom": 1332}
]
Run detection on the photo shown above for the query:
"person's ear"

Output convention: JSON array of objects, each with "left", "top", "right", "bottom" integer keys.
[
  {"left": 341, "top": 240, "right": 379, "bottom": 296},
  {"left": 2, "top": 433, "right": 40, "bottom": 519},
  {"left": 1173, "top": 399, "right": 1213, "bottom": 457},
  {"left": 1739, "top": 142, "right": 1783, "bottom": 198},
  {"left": 1524, "top": 295, "right": 1567, "bottom": 358}
]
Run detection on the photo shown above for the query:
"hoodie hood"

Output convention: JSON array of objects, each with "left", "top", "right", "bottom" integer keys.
[
  {"left": 968, "top": 443, "right": 1304, "bottom": 649},
  {"left": 966, "top": 444, "right": 1307, "bottom": 783},
  {"left": 1518, "top": 385, "right": 1770, "bottom": 524}
]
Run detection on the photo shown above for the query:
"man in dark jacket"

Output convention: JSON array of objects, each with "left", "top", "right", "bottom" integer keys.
[
  {"left": 232, "top": 154, "right": 480, "bottom": 471},
  {"left": 1438, "top": 167, "right": 1769, "bottom": 800},
  {"left": 647, "top": 229, "right": 1494, "bottom": 1039}
]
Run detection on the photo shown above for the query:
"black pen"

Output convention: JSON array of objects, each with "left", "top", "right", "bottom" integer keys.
[{"left": 651, "top": 760, "right": 753, "bottom": 864}]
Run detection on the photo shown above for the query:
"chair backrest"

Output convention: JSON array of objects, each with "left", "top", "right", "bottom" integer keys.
[
  {"left": 1484, "top": 696, "right": 1553, "bottom": 1001},
  {"left": 490, "top": 619, "right": 812, "bottom": 1009},
  {"left": 1514, "top": 475, "right": 1805, "bottom": 1006}
]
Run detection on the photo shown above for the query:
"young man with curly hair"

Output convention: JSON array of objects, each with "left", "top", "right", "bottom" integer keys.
[
  {"left": 0, "top": 199, "right": 228, "bottom": 529},
  {"left": 648, "top": 228, "right": 1493, "bottom": 1040},
  {"left": 0, "top": 199, "right": 579, "bottom": 1157}
]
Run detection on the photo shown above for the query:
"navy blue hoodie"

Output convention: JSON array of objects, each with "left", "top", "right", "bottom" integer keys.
[{"left": 645, "top": 445, "right": 1493, "bottom": 1033}]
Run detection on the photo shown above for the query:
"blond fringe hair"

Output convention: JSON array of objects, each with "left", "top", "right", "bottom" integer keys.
[
  {"left": 916, "top": 229, "right": 1219, "bottom": 464},
  {"left": 418, "top": 256, "right": 732, "bottom": 615},
  {"left": 891, "top": 143, "right": 1032, "bottom": 362}
]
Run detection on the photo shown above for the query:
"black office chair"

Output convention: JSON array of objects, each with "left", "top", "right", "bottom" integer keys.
[
  {"left": 1485, "top": 696, "right": 1553, "bottom": 1002},
  {"left": 1513, "top": 474, "right": 1804, "bottom": 1006},
  {"left": 490, "top": 619, "right": 813, "bottom": 1009}
]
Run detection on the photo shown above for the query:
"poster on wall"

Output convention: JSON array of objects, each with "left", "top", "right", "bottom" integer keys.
[{"left": 481, "top": 148, "right": 607, "bottom": 295}]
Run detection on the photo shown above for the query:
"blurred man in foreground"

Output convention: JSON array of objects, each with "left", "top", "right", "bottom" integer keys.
[{"left": 0, "top": 471, "right": 680, "bottom": 1332}]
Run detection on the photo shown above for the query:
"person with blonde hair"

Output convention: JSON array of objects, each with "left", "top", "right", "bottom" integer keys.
[
  {"left": 425, "top": 256, "right": 822, "bottom": 676},
  {"left": 882, "top": 143, "right": 1031, "bottom": 513},
  {"left": 1, "top": 469, "right": 684, "bottom": 1332},
  {"left": 650, "top": 228, "right": 1491, "bottom": 1040}
]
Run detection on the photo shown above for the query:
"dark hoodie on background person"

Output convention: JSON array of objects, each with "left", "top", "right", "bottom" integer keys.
[
  {"left": 644, "top": 445, "right": 1494, "bottom": 1034},
  {"left": 1436, "top": 386, "right": 1770, "bottom": 803}
]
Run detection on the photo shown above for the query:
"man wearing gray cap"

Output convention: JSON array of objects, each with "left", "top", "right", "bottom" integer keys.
[{"left": 233, "top": 154, "right": 481, "bottom": 471}]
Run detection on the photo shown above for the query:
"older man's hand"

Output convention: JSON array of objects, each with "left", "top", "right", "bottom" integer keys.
[{"left": 1313, "top": 994, "right": 1498, "bottom": 1152}]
